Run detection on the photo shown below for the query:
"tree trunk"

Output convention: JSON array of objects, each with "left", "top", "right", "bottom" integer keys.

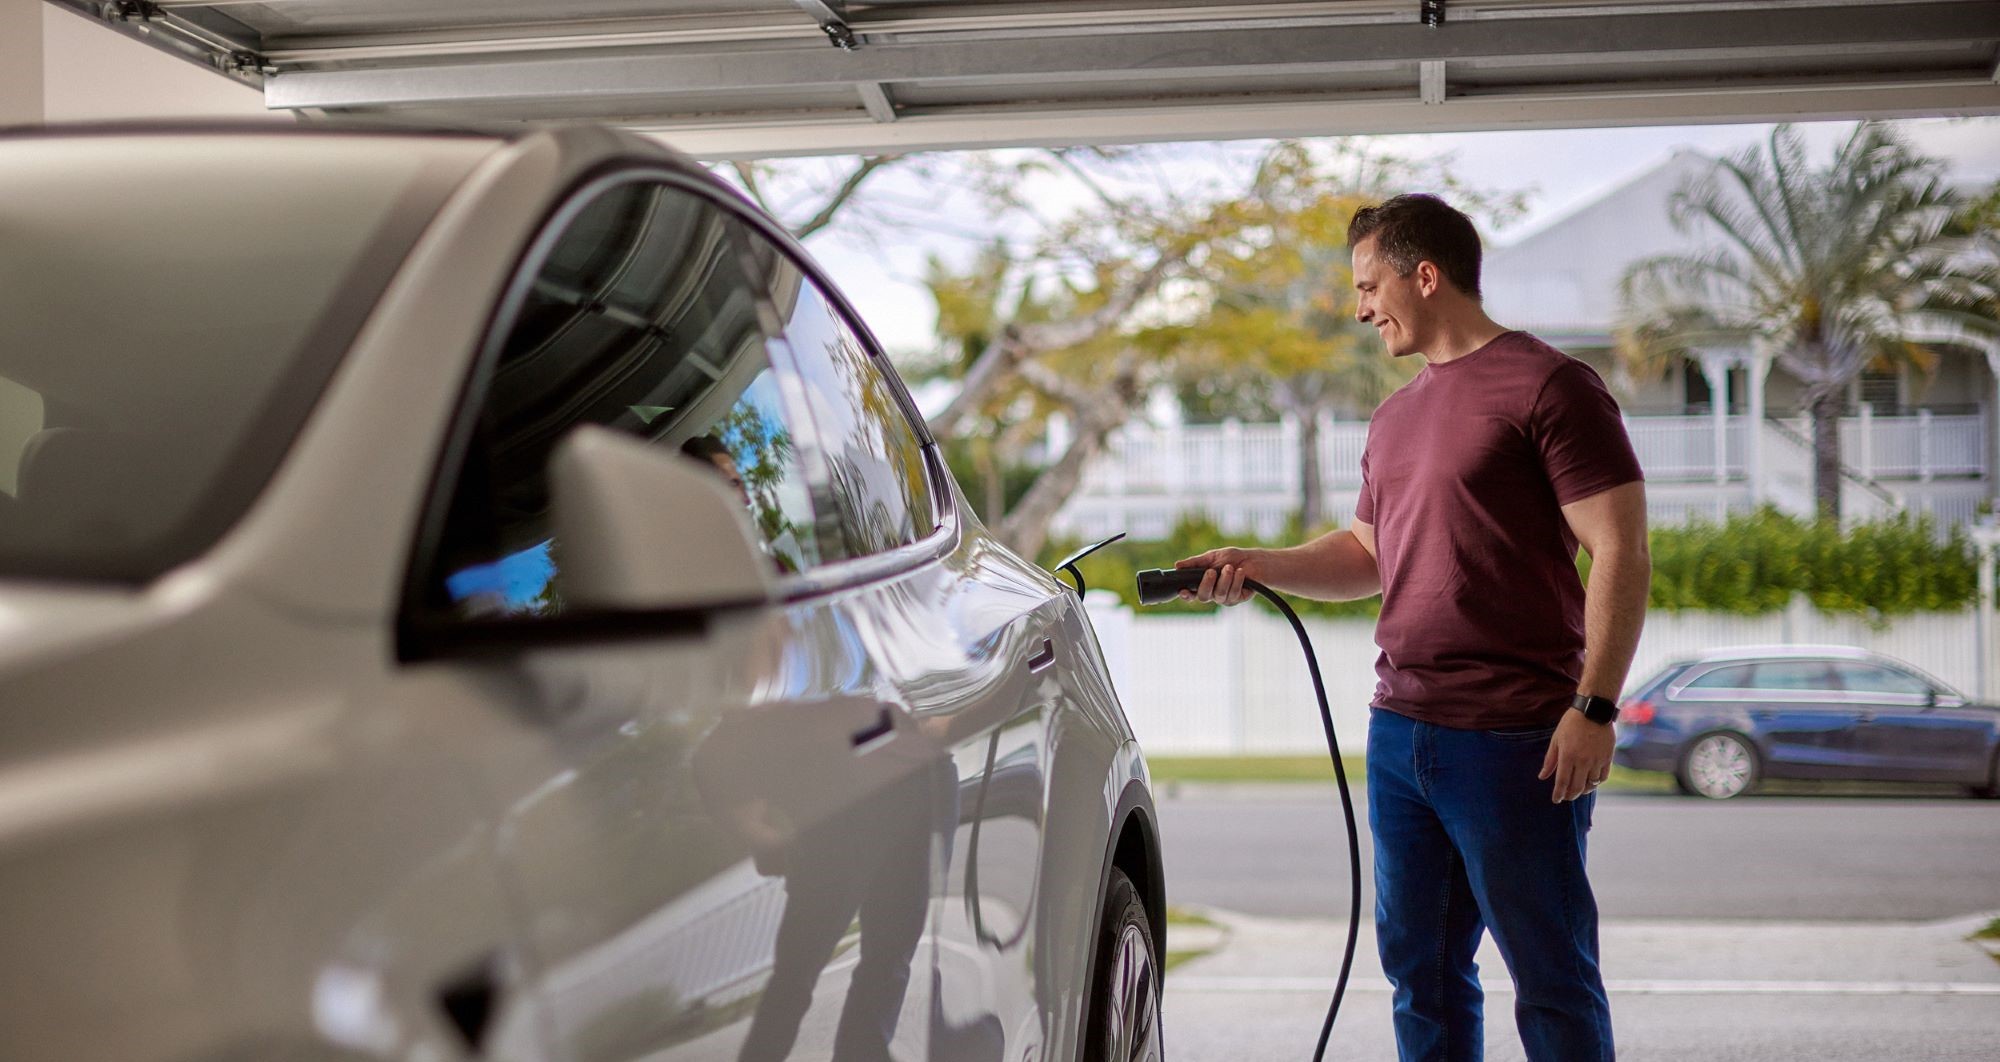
[
  {"left": 1297, "top": 409, "right": 1324, "bottom": 532},
  {"left": 929, "top": 334, "right": 1021, "bottom": 440},
  {"left": 1810, "top": 390, "right": 1844, "bottom": 522},
  {"left": 998, "top": 428, "right": 1107, "bottom": 560},
  {"left": 994, "top": 364, "right": 1144, "bottom": 559},
  {"left": 929, "top": 255, "right": 1179, "bottom": 440}
]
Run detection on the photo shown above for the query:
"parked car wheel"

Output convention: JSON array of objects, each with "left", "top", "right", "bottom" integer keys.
[
  {"left": 1083, "top": 867, "right": 1164, "bottom": 1062},
  {"left": 1679, "top": 732, "right": 1759, "bottom": 799}
]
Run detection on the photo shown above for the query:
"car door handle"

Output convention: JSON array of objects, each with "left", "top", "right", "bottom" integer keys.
[
  {"left": 1856, "top": 711, "right": 1876, "bottom": 724},
  {"left": 851, "top": 706, "right": 896, "bottom": 753},
  {"left": 1027, "top": 638, "right": 1056, "bottom": 673},
  {"left": 1751, "top": 709, "right": 1774, "bottom": 720}
]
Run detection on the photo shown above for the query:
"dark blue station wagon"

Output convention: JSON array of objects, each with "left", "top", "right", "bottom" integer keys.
[{"left": 1615, "top": 646, "right": 2000, "bottom": 799}]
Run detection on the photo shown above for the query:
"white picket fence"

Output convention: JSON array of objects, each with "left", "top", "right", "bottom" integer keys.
[
  {"left": 1081, "top": 592, "right": 1986, "bottom": 756},
  {"left": 1051, "top": 412, "right": 1988, "bottom": 543}
]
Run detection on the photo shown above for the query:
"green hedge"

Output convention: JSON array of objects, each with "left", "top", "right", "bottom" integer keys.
[
  {"left": 1042, "top": 507, "right": 1976, "bottom": 621},
  {"left": 1634, "top": 507, "right": 1974, "bottom": 618}
]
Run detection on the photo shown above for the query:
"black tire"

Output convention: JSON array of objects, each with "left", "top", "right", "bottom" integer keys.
[
  {"left": 1676, "top": 731, "right": 1759, "bottom": 800},
  {"left": 1082, "top": 867, "right": 1163, "bottom": 1062}
]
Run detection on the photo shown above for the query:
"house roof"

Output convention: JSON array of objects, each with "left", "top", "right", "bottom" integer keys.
[
  {"left": 1483, "top": 149, "right": 1720, "bottom": 345},
  {"left": 1484, "top": 135, "right": 1999, "bottom": 347}
]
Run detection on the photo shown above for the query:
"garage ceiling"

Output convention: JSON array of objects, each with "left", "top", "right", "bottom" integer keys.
[{"left": 49, "top": 0, "right": 2000, "bottom": 157}]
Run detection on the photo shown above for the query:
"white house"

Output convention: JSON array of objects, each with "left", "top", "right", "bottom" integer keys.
[{"left": 1053, "top": 149, "right": 1995, "bottom": 543}]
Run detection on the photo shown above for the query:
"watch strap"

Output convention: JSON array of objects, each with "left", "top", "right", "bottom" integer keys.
[{"left": 1571, "top": 692, "right": 1620, "bottom": 724}]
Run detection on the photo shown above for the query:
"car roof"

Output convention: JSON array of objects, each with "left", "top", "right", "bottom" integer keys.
[
  {"left": 0, "top": 119, "right": 715, "bottom": 185},
  {"left": 1655, "top": 644, "right": 1967, "bottom": 698},
  {"left": 1664, "top": 644, "right": 1890, "bottom": 667}
]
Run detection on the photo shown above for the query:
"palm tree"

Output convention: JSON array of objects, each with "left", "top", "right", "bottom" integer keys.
[{"left": 1618, "top": 122, "right": 1983, "bottom": 521}]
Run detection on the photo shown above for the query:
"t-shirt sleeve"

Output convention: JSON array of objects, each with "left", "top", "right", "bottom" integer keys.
[
  {"left": 1530, "top": 359, "right": 1644, "bottom": 505},
  {"left": 1354, "top": 444, "right": 1375, "bottom": 524}
]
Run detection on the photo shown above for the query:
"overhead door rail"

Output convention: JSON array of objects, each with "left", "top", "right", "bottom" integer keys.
[
  {"left": 57, "top": 1, "right": 269, "bottom": 84},
  {"left": 43, "top": 0, "right": 2000, "bottom": 156}
]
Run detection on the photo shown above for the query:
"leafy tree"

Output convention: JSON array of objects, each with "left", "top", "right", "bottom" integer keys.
[
  {"left": 1911, "top": 177, "right": 2000, "bottom": 402},
  {"left": 919, "top": 141, "right": 1519, "bottom": 555},
  {"left": 1618, "top": 123, "right": 1991, "bottom": 521},
  {"left": 721, "top": 154, "right": 916, "bottom": 240},
  {"left": 1173, "top": 142, "right": 1413, "bottom": 527},
  {"left": 913, "top": 147, "right": 1223, "bottom": 557}
]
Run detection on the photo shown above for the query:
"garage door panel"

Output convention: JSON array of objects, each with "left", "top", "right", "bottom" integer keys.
[
  {"left": 43, "top": 0, "right": 2000, "bottom": 155},
  {"left": 202, "top": 0, "right": 802, "bottom": 42}
]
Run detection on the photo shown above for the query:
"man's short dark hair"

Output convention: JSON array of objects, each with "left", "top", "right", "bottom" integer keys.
[
  {"left": 1346, "top": 193, "right": 1483, "bottom": 300},
  {"left": 680, "top": 434, "right": 731, "bottom": 462}
]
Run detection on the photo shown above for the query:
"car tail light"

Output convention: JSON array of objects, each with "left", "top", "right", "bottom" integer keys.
[{"left": 1620, "top": 699, "right": 1656, "bottom": 725}]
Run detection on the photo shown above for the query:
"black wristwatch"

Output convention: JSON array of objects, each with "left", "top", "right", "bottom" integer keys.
[{"left": 1571, "top": 693, "right": 1620, "bottom": 725}]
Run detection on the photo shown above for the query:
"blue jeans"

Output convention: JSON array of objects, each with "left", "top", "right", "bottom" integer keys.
[{"left": 1367, "top": 708, "right": 1613, "bottom": 1062}]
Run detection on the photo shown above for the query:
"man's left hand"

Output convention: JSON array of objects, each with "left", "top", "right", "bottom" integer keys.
[{"left": 1539, "top": 710, "right": 1615, "bottom": 802}]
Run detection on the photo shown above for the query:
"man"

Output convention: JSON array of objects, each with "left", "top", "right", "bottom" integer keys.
[
  {"left": 680, "top": 433, "right": 753, "bottom": 509},
  {"left": 681, "top": 433, "right": 804, "bottom": 573},
  {"left": 1179, "top": 193, "right": 1649, "bottom": 1061}
]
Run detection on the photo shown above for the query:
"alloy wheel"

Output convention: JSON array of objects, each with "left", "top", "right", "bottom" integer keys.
[
  {"left": 1685, "top": 734, "right": 1755, "bottom": 799},
  {"left": 1104, "top": 920, "right": 1163, "bottom": 1062}
]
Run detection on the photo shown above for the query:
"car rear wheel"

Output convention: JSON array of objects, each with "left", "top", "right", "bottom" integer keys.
[
  {"left": 1679, "top": 733, "right": 1758, "bottom": 799},
  {"left": 1083, "top": 867, "right": 1163, "bottom": 1062}
]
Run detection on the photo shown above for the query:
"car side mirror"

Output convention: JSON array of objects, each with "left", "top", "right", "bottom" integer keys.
[
  {"left": 1926, "top": 687, "right": 1938, "bottom": 708},
  {"left": 549, "top": 425, "right": 776, "bottom": 613}
]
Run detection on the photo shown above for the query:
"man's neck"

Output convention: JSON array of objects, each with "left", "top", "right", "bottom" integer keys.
[{"left": 1419, "top": 309, "right": 1509, "bottom": 366}]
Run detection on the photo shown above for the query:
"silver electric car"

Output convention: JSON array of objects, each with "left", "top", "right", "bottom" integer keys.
[{"left": 0, "top": 124, "right": 1163, "bottom": 1062}]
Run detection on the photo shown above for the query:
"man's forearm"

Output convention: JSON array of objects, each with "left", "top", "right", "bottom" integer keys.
[
  {"left": 1251, "top": 529, "right": 1383, "bottom": 603},
  {"left": 1576, "top": 542, "right": 1650, "bottom": 700}
]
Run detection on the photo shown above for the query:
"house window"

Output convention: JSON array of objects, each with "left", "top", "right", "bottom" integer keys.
[
  {"left": 1857, "top": 368, "right": 1900, "bottom": 414},
  {"left": 1681, "top": 361, "right": 1742, "bottom": 414}
]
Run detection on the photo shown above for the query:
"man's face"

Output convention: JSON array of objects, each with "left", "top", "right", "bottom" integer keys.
[
  {"left": 705, "top": 451, "right": 751, "bottom": 510},
  {"left": 1352, "top": 236, "right": 1428, "bottom": 358}
]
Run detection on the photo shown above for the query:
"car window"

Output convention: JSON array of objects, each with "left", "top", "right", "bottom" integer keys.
[
  {"left": 1748, "top": 660, "right": 1837, "bottom": 691},
  {"left": 1625, "top": 661, "right": 1690, "bottom": 700},
  {"left": 0, "top": 134, "right": 482, "bottom": 582},
  {"left": 1831, "top": 662, "right": 1930, "bottom": 697},
  {"left": 747, "top": 242, "right": 935, "bottom": 558},
  {"left": 420, "top": 181, "right": 829, "bottom": 621},
  {"left": 1686, "top": 664, "right": 1756, "bottom": 690},
  {"left": 1685, "top": 661, "right": 1837, "bottom": 691}
]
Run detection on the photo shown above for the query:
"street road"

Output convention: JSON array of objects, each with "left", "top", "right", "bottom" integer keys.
[
  {"left": 1157, "top": 786, "right": 2000, "bottom": 1060},
  {"left": 1157, "top": 786, "right": 2000, "bottom": 920}
]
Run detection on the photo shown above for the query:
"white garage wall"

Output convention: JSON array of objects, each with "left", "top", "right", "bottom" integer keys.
[
  {"left": 1, "top": 0, "right": 44, "bottom": 126},
  {"left": 1082, "top": 593, "right": 1985, "bottom": 756},
  {"left": 1, "top": 1, "right": 277, "bottom": 126}
]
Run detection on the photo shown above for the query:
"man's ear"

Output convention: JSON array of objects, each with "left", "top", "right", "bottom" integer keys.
[{"left": 1414, "top": 260, "right": 1441, "bottom": 298}]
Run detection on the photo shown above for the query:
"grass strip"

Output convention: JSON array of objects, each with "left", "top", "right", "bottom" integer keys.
[
  {"left": 1148, "top": 755, "right": 1970, "bottom": 798},
  {"left": 1148, "top": 755, "right": 1671, "bottom": 793}
]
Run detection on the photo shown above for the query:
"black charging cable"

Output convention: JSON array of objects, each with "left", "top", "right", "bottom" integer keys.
[{"left": 1136, "top": 568, "right": 1361, "bottom": 1062}]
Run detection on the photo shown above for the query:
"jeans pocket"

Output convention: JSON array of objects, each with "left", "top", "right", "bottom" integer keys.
[{"left": 1486, "top": 722, "right": 1559, "bottom": 742}]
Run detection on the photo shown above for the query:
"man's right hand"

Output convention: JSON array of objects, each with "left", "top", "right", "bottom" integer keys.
[{"left": 1174, "top": 548, "right": 1261, "bottom": 606}]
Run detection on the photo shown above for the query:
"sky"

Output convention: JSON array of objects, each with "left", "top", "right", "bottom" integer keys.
[{"left": 791, "top": 117, "right": 2000, "bottom": 362}]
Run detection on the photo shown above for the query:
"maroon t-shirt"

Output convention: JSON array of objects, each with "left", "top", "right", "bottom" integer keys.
[{"left": 1355, "top": 331, "right": 1643, "bottom": 730}]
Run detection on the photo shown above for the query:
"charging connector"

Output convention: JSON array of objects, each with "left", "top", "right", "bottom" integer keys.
[{"left": 1134, "top": 568, "right": 1362, "bottom": 1062}]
